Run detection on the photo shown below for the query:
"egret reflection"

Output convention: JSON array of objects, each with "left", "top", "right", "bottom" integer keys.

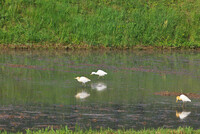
[
  {"left": 91, "top": 82, "right": 107, "bottom": 91},
  {"left": 75, "top": 91, "right": 90, "bottom": 99},
  {"left": 176, "top": 111, "right": 191, "bottom": 120}
]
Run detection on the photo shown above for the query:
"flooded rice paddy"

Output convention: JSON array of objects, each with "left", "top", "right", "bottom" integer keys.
[{"left": 0, "top": 50, "right": 200, "bottom": 132}]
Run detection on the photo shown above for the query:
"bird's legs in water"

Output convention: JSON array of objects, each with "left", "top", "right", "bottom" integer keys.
[
  {"left": 98, "top": 76, "right": 104, "bottom": 79},
  {"left": 182, "top": 102, "right": 185, "bottom": 108},
  {"left": 82, "top": 83, "right": 86, "bottom": 87}
]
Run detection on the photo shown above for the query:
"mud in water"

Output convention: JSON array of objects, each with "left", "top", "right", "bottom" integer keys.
[
  {"left": 0, "top": 50, "right": 200, "bottom": 132},
  {"left": 154, "top": 91, "right": 200, "bottom": 99}
]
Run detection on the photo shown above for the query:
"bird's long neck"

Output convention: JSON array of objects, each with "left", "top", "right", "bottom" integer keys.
[{"left": 92, "top": 72, "right": 97, "bottom": 75}]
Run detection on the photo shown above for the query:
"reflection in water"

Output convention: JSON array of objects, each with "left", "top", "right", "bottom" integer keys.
[
  {"left": 91, "top": 82, "right": 107, "bottom": 91},
  {"left": 0, "top": 103, "right": 199, "bottom": 132},
  {"left": 75, "top": 91, "right": 90, "bottom": 99},
  {"left": 0, "top": 50, "right": 200, "bottom": 132},
  {"left": 176, "top": 111, "right": 191, "bottom": 120}
]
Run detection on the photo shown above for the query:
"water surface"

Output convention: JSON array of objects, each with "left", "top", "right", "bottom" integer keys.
[{"left": 0, "top": 50, "right": 199, "bottom": 132}]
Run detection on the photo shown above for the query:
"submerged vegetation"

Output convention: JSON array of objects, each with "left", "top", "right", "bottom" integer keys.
[{"left": 0, "top": 0, "right": 199, "bottom": 49}]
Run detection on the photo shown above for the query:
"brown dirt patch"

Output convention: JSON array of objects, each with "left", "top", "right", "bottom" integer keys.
[
  {"left": 0, "top": 44, "right": 200, "bottom": 51},
  {"left": 154, "top": 91, "right": 200, "bottom": 99}
]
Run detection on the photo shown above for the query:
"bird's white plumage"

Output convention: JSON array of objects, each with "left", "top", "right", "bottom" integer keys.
[
  {"left": 75, "top": 91, "right": 90, "bottom": 99},
  {"left": 180, "top": 94, "right": 191, "bottom": 102},
  {"left": 75, "top": 76, "right": 91, "bottom": 84},
  {"left": 176, "top": 111, "right": 191, "bottom": 119},
  {"left": 91, "top": 70, "right": 107, "bottom": 77}
]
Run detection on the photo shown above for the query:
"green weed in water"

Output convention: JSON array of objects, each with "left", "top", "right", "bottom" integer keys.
[{"left": 1, "top": 127, "right": 200, "bottom": 134}]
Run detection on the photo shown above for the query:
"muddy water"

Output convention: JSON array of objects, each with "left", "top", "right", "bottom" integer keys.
[{"left": 0, "top": 50, "right": 199, "bottom": 132}]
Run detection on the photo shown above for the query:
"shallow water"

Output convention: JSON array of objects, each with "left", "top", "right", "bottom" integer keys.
[{"left": 0, "top": 50, "right": 199, "bottom": 132}]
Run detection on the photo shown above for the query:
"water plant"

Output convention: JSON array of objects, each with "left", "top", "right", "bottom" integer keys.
[{"left": 0, "top": 126, "right": 199, "bottom": 134}]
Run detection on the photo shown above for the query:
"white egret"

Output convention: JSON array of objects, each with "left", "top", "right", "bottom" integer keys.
[
  {"left": 176, "top": 94, "right": 191, "bottom": 107},
  {"left": 91, "top": 70, "right": 107, "bottom": 78},
  {"left": 176, "top": 94, "right": 191, "bottom": 102},
  {"left": 75, "top": 76, "right": 91, "bottom": 85},
  {"left": 75, "top": 91, "right": 90, "bottom": 99},
  {"left": 176, "top": 111, "right": 191, "bottom": 120}
]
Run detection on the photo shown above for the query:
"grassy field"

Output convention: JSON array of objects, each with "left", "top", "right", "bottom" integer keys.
[
  {"left": 10, "top": 127, "right": 200, "bottom": 134},
  {"left": 0, "top": 0, "right": 200, "bottom": 48},
  {"left": 0, "top": 127, "right": 199, "bottom": 134}
]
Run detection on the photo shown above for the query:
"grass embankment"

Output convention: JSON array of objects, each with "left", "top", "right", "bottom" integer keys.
[
  {"left": 1, "top": 127, "right": 200, "bottom": 134},
  {"left": 0, "top": 0, "right": 200, "bottom": 49}
]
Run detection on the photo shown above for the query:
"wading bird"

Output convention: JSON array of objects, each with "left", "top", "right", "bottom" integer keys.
[
  {"left": 75, "top": 91, "right": 90, "bottom": 99},
  {"left": 75, "top": 76, "right": 91, "bottom": 85},
  {"left": 176, "top": 94, "right": 191, "bottom": 107},
  {"left": 91, "top": 70, "right": 107, "bottom": 78}
]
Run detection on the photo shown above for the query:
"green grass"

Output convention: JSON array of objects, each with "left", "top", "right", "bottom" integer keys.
[
  {"left": 0, "top": 0, "right": 200, "bottom": 48},
  {"left": 1, "top": 127, "right": 200, "bottom": 134}
]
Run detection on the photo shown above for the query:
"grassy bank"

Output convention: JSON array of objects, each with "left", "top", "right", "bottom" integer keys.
[
  {"left": 0, "top": 0, "right": 200, "bottom": 48},
  {"left": 1, "top": 127, "right": 200, "bottom": 134}
]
